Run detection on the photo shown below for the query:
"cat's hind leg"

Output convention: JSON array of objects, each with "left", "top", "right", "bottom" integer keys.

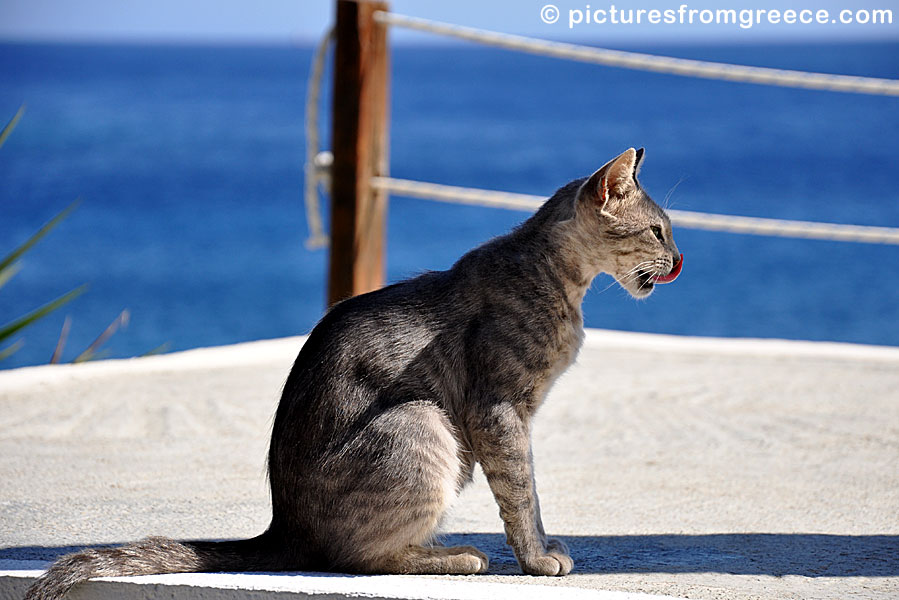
[
  {"left": 317, "top": 401, "right": 487, "bottom": 574},
  {"left": 371, "top": 544, "right": 489, "bottom": 575}
]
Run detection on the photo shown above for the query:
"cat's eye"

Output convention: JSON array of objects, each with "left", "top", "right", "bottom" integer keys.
[{"left": 650, "top": 225, "right": 665, "bottom": 243}]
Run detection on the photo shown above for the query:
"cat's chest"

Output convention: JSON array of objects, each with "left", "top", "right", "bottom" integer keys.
[{"left": 528, "top": 309, "right": 584, "bottom": 410}]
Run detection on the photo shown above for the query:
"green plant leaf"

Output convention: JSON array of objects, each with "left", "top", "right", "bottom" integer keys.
[
  {"left": 0, "top": 200, "right": 81, "bottom": 275},
  {"left": 0, "top": 339, "right": 24, "bottom": 361},
  {"left": 0, "top": 104, "right": 25, "bottom": 149},
  {"left": 0, "top": 261, "right": 22, "bottom": 291},
  {"left": 0, "top": 284, "right": 88, "bottom": 344},
  {"left": 140, "top": 342, "right": 172, "bottom": 357},
  {"left": 73, "top": 349, "right": 112, "bottom": 363},
  {"left": 73, "top": 309, "right": 129, "bottom": 363},
  {"left": 50, "top": 315, "right": 72, "bottom": 364}
]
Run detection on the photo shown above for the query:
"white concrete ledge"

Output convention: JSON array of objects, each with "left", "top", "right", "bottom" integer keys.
[
  {"left": 1, "top": 565, "right": 683, "bottom": 600},
  {"left": 0, "top": 336, "right": 305, "bottom": 392}
]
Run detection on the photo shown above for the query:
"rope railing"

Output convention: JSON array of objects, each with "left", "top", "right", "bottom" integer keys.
[
  {"left": 373, "top": 11, "right": 899, "bottom": 97},
  {"left": 371, "top": 175, "right": 899, "bottom": 245},
  {"left": 303, "top": 13, "right": 899, "bottom": 249}
]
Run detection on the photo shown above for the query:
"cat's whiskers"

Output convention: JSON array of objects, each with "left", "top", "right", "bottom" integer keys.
[
  {"left": 596, "top": 278, "right": 621, "bottom": 295},
  {"left": 612, "top": 271, "right": 644, "bottom": 289},
  {"left": 662, "top": 177, "right": 686, "bottom": 210},
  {"left": 599, "top": 261, "right": 656, "bottom": 295},
  {"left": 622, "top": 261, "right": 655, "bottom": 280},
  {"left": 625, "top": 260, "right": 654, "bottom": 275}
]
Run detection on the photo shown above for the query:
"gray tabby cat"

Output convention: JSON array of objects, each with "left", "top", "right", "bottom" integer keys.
[{"left": 25, "top": 147, "right": 682, "bottom": 599}]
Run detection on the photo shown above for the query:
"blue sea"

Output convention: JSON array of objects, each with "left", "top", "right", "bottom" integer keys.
[{"left": 1, "top": 40, "right": 897, "bottom": 369}]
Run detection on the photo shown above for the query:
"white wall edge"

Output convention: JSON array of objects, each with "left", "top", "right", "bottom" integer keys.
[
  {"left": 581, "top": 329, "right": 899, "bottom": 362},
  {"left": 1, "top": 566, "right": 686, "bottom": 600},
  {"left": 2, "top": 328, "right": 896, "bottom": 394}
]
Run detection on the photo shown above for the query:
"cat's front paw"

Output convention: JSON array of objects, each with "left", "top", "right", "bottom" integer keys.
[
  {"left": 519, "top": 539, "right": 573, "bottom": 576},
  {"left": 545, "top": 537, "right": 573, "bottom": 575}
]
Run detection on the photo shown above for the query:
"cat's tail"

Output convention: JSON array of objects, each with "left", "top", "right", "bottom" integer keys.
[{"left": 24, "top": 532, "right": 290, "bottom": 600}]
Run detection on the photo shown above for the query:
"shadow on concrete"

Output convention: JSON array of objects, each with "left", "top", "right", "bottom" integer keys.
[
  {"left": 440, "top": 533, "right": 899, "bottom": 577},
  {"left": 3, "top": 533, "right": 897, "bottom": 578}
]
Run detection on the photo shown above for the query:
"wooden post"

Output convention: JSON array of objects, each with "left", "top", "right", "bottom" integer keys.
[{"left": 328, "top": 0, "right": 390, "bottom": 306}]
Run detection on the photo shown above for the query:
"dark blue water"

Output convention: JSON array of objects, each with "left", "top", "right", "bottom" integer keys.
[{"left": 1, "top": 41, "right": 897, "bottom": 369}]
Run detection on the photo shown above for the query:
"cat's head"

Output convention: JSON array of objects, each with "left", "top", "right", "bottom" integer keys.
[{"left": 574, "top": 148, "right": 682, "bottom": 299}]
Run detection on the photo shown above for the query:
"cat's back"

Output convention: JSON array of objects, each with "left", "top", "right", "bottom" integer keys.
[
  {"left": 276, "top": 270, "right": 459, "bottom": 420},
  {"left": 302, "top": 270, "right": 456, "bottom": 371}
]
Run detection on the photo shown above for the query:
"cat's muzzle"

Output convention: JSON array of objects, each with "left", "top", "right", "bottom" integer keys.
[{"left": 652, "top": 253, "right": 683, "bottom": 285}]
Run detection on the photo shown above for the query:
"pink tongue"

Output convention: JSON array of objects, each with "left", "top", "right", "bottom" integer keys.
[{"left": 652, "top": 254, "right": 683, "bottom": 284}]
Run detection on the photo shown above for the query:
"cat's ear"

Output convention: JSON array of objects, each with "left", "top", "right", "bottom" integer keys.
[
  {"left": 577, "top": 148, "right": 639, "bottom": 211},
  {"left": 634, "top": 147, "right": 645, "bottom": 178}
]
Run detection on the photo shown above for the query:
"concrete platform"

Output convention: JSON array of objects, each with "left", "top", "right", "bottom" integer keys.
[{"left": 1, "top": 329, "right": 898, "bottom": 599}]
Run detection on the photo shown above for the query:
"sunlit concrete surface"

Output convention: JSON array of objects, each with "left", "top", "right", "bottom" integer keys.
[{"left": 1, "top": 330, "right": 897, "bottom": 599}]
